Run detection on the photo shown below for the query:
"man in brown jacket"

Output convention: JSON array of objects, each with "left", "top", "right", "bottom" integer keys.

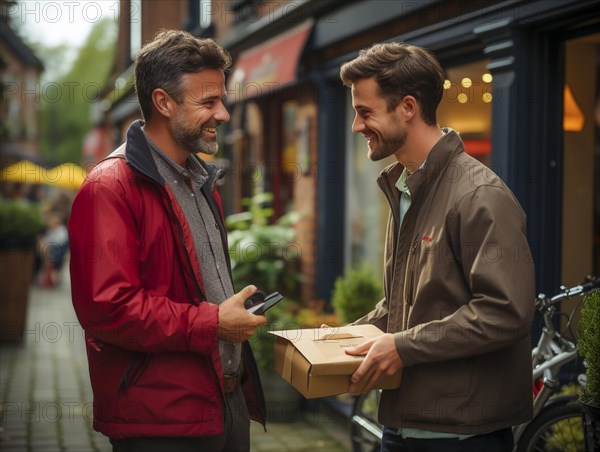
[{"left": 339, "top": 43, "right": 535, "bottom": 451}]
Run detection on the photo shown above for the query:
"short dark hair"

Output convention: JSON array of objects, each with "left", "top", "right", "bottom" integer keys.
[
  {"left": 134, "top": 30, "right": 232, "bottom": 121},
  {"left": 340, "top": 42, "right": 444, "bottom": 126}
]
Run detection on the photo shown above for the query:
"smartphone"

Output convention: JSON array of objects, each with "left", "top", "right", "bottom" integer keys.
[{"left": 246, "top": 291, "right": 284, "bottom": 315}]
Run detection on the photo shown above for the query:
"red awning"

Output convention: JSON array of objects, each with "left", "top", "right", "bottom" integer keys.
[{"left": 227, "top": 20, "right": 313, "bottom": 102}]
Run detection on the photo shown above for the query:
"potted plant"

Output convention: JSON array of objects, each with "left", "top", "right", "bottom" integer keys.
[
  {"left": 0, "top": 198, "right": 44, "bottom": 342},
  {"left": 578, "top": 288, "right": 600, "bottom": 449},
  {"left": 331, "top": 262, "right": 383, "bottom": 324}
]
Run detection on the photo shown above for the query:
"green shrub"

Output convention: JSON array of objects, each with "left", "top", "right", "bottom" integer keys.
[
  {"left": 578, "top": 289, "right": 600, "bottom": 407},
  {"left": 331, "top": 263, "right": 383, "bottom": 324},
  {"left": 0, "top": 199, "right": 44, "bottom": 248}
]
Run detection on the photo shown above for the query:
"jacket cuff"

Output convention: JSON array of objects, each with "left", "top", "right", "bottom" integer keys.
[
  {"left": 188, "top": 302, "right": 219, "bottom": 355},
  {"left": 394, "top": 333, "right": 418, "bottom": 367}
]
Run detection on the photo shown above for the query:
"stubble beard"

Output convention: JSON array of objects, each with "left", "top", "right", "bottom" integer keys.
[
  {"left": 367, "top": 129, "right": 407, "bottom": 162},
  {"left": 171, "top": 112, "right": 219, "bottom": 156},
  {"left": 366, "top": 111, "right": 407, "bottom": 162}
]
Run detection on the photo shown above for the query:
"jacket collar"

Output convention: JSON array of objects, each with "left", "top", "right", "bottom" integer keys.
[
  {"left": 109, "top": 120, "right": 225, "bottom": 190},
  {"left": 378, "top": 128, "right": 464, "bottom": 199}
]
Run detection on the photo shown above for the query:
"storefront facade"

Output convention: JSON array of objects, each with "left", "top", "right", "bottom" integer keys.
[
  {"left": 214, "top": 0, "right": 599, "bottom": 307},
  {"left": 96, "top": 0, "right": 599, "bottom": 309}
]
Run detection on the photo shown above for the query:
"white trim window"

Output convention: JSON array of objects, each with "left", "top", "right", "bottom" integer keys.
[
  {"left": 129, "top": 0, "right": 142, "bottom": 58},
  {"left": 199, "top": 0, "right": 212, "bottom": 29}
]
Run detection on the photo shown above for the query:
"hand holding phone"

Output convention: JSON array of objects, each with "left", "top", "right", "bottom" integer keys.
[
  {"left": 245, "top": 291, "right": 284, "bottom": 315},
  {"left": 217, "top": 286, "right": 267, "bottom": 343}
]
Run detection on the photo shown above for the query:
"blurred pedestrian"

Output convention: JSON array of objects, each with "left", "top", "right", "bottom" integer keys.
[
  {"left": 37, "top": 213, "right": 68, "bottom": 288},
  {"left": 42, "top": 190, "right": 72, "bottom": 223},
  {"left": 68, "top": 30, "right": 267, "bottom": 452},
  {"left": 339, "top": 42, "right": 535, "bottom": 452}
]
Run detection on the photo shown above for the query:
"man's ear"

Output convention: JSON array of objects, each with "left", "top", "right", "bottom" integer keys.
[
  {"left": 398, "top": 95, "right": 418, "bottom": 122},
  {"left": 151, "top": 88, "right": 176, "bottom": 118}
]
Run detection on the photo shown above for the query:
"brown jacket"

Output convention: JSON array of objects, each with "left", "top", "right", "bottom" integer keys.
[{"left": 355, "top": 130, "right": 535, "bottom": 434}]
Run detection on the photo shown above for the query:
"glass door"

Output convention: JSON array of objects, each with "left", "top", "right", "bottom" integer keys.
[
  {"left": 561, "top": 33, "right": 600, "bottom": 286},
  {"left": 560, "top": 32, "right": 599, "bottom": 330}
]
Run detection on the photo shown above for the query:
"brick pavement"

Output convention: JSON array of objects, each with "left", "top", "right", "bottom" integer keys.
[{"left": 0, "top": 269, "right": 351, "bottom": 452}]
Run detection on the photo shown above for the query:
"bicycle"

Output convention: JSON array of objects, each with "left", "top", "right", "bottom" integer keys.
[
  {"left": 514, "top": 276, "right": 599, "bottom": 451},
  {"left": 349, "top": 276, "right": 600, "bottom": 452}
]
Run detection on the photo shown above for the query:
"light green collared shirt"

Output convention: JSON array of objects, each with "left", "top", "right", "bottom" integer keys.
[{"left": 395, "top": 167, "right": 412, "bottom": 227}]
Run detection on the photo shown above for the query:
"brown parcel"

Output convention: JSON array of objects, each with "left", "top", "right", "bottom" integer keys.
[{"left": 269, "top": 324, "right": 402, "bottom": 399}]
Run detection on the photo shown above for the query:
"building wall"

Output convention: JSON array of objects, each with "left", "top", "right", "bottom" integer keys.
[
  {"left": 101, "top": 0, "right": 192, "bottom": 149},
  {"left": 211, "top": 0, "right": 298, "bottom": 42},
  {"left": 95, "top": 0, "right": 600, "bottom": 307},
  {"left": 306, "top": 0, "right": 599, "bottom": 302},
  {"left": 141, "top": 0, "right": 188, "bottom": 43},
  {"left": 0, "top": 40, "right": 42, "bottom": 158}
]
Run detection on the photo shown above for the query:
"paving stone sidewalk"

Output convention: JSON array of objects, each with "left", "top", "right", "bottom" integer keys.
[{"left": 0, "top": 270, "right": 350, "bottom": 452}]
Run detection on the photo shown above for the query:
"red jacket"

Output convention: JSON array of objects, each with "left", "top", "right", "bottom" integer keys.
[{"left": 68, "top": 120, "right": 265, "bottom": 439}]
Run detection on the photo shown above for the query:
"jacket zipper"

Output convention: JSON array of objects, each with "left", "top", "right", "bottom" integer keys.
[
  {"left": 405, "top": 234, "right": 420, "bottom": 306},
  {"left": 397, "top": 233, "right": 419, "bottom": 332}
]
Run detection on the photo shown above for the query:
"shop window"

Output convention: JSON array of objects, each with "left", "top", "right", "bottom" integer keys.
[
  {"left": 24, "top": 73, "right": 38, "bottom": 140},
  {"left": 561, "top": 33, "right": 600, "bottom": 286},
  {"left": 242, "top": 101, "right": 264, "bottom": 201},
  {"left": 3, "top": 74, "right": 20, "bottom": 139},
  {"left": 437, "top": 59, "right": 493, "bottom": 167},
  {"left": 281, "top": 101, "right": 298, "bottom": 214},
  {"left": 344, "top": 92, "right": 393, "bottom": 278},
  {"left": 228, "top": 0, "right": 261, "bottom": 25}
]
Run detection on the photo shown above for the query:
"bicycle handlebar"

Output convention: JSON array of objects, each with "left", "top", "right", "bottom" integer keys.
[{"left": 536, "top": 276, "right": 600, "bottom": 309}]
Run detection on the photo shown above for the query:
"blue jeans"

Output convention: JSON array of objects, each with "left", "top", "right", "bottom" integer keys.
[{"left": 381, "top": 427, "right": 513, "bottom": 452}]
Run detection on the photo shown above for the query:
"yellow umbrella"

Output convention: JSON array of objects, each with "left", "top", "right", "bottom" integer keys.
[
  {"left": 45, "top": 163, "right": 88, "bottom": 190},
  {"left": 0, "top": 160, "right": 88, "bottom": 190},
  {"left": 0, "top": 160, "right": 47, "bottom": 184}
]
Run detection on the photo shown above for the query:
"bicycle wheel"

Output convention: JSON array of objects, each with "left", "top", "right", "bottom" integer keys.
[
  {"left": 350, "top": 390, "right": 383, "bottom": 452},
  {"left": 517, "top": 399, "right": 586, "bottom": 452}
]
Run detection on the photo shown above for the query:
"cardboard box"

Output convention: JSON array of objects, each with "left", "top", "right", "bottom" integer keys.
[{"left": 269, "top": 324, "right": 402, "bottom": 398}]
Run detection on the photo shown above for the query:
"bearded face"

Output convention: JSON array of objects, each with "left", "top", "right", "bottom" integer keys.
[
  {"left": 167, "top": 69, "right": 230, "bottom": 156},
  {"left": 170, "top": 110, "right": 220, "bottom": 156},
  {"left": 351, "top": 77, "right": 408, "bottom": 162}
]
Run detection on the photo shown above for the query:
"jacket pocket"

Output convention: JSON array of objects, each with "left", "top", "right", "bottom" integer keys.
[{"left": 118, "top": 352, "right": 151, "bottom": 392}]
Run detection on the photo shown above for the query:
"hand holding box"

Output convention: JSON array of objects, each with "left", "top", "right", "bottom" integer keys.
[{"left": 269, "top": 324, "right": 402, "bottom": 398}]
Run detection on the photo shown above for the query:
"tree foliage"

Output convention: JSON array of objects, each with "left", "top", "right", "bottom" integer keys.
[{"left": 37, "top": 19, "right": 116, "bottom": 163}]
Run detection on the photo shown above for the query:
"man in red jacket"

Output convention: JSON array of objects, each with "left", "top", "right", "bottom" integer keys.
[{"left": 69, "top": 30, "right": 267, "bottom": 452}]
